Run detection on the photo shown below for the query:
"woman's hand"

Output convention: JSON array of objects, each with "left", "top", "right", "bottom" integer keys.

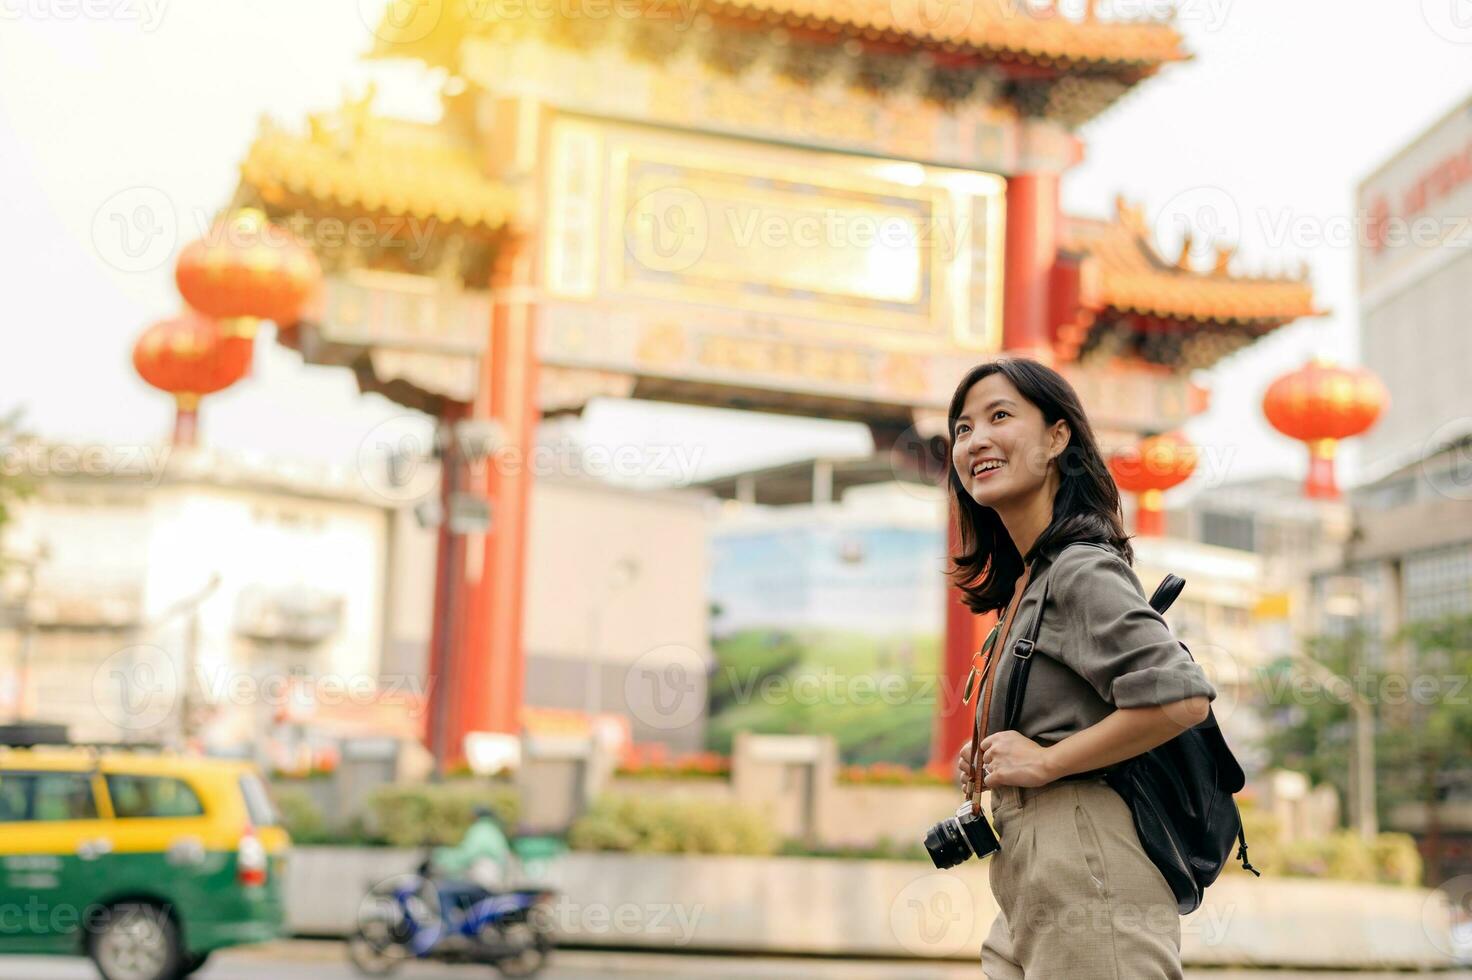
[
  {"left": 979, "top": 730, "right": 1058, "bottom": 789},
  {"left": 955, "top": 739, "right": 977, "bottom": 796}
]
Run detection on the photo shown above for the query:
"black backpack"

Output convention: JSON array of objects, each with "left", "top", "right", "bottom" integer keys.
[{"left": 1004, "top": 558, "right": 1261, "bottom": 914}]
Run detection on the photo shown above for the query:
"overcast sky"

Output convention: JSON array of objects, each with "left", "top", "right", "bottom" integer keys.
[{"left": 3, "top": 1, "right": 1470, "bottom": 494}]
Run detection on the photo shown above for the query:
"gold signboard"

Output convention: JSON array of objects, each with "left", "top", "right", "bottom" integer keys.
[
  {"left": 538, "top": 307, "right": 980, "bottom": 411},
  {"left": 542, "top": 115, "right": 1005, "bottom": 409},
  {"left": 617, "top": 164, "right": 933, "bottom": 314}
]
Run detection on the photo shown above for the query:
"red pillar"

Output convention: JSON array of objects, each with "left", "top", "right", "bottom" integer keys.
[
  {"left": 1002, "top": 172, "right": 1061, "bottom": 362},
  {"left": 456, "top": 232, "right": 540, "bottom": 755},
  {"left": 425, "top": 400, "right": 469, "bottom": 769},
  {"left": 930, "top": 169, "right": 1061, "bottom": 771}
]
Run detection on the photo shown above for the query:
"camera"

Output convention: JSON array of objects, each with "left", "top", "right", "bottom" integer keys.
[{"left": 923, "top": 801, "right": 1001, "bottom": 869}]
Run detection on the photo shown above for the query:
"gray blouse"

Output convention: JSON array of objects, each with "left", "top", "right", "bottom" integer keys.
[{"left": 982, "top": 540, "right": 1217, "bottom": 745}]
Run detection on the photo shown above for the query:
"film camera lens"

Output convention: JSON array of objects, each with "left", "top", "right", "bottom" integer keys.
[{"left": 923, "top": 802, "right": 1001, "bottom": 869}]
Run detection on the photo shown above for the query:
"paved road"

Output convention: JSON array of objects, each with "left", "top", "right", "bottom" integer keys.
[{"left": 4, "top": 942, "right": 1470, "bottom": 979}]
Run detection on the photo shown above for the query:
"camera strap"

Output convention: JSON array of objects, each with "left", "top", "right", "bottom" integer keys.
[{"left": 968, "top": 563, "right": 1032, "bottom": 798}]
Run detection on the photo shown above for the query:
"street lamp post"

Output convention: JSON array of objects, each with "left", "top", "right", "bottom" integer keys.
[
  {"left": 158, "top": 573, "right": 221, "bottom": 749},
  {"left": 1291, "top": 652, "right": 1377, "bottom": 840}
]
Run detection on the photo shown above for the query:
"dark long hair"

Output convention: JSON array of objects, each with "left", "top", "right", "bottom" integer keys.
[{"left": 946, "top": 357, "right": 1132, "bottom": 614}]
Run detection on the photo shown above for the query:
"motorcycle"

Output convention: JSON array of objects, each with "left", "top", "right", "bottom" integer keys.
[{"left": 346, "top": 847, "right": 557, "bottom": 977}]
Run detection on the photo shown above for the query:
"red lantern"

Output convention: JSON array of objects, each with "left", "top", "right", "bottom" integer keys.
[
  {"left": 133, "top": 310, "right": 253, "bottom": 447},
  {"left": 1263, "top": 358, "right": 1387, "bottom": 500},
  {"left": 175, "top": 208, "right": 321, "bottom": 327},
  {"left": 1109, "top": 432, "right": 1198, "bottom": 537}
]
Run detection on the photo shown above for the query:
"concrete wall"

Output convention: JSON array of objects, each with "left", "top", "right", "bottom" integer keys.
[
  {"left": 285, "top": 847, "right": 1459, "bottom": 970},
  {"left": 823, "top": 784, "right": 958, "bottom": 848}
]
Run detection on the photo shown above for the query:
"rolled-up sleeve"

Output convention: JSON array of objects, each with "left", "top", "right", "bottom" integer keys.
[{"left": 1048, "top": 547, "right": 1217, "bottom": 709}]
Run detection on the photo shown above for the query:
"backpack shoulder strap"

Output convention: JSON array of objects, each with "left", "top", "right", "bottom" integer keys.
[
  {"left": 1001, "top": 541, "right": 1103, "bottom": 732},
  {"left": 1003, "top": 547, "right": 1184, "bottom": 733},
  {"left": 1002, "top": 573, "right": 1051, "bottom": 733}
]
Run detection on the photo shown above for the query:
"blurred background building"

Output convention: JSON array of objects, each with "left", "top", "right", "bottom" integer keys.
[
  {"left": 1356, "top": 94, "right": 1472, "bottom": 478},
  {"left": 1295, "top": 94, "right": 1472, "bottom": 881},
  {"left": 0, "top": 446, "right": 392, "bottom": 749},
  {"left": 0, "top": 443, "right": 713, "bottom": 762}
]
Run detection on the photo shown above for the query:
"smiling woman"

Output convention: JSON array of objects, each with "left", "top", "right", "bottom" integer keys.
[
  {"left": 944, "top": 357, "right": 1216, "bottom": 980},
  {"left": 946, "top": 358, "right": 1130, "bottom": 611}
]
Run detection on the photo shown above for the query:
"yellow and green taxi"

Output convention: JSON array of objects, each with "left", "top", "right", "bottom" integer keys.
[{"left": 0, "top": 744, "right": 291, "bottom": 980}]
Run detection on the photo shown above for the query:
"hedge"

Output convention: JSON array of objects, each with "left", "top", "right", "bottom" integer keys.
[
  {"left": 1228, "top": 801, "right": 1422, "bottom": 886},
  {"left": 568, "top": 795, "right": 776, "bottom": 856},
  {"left": 270, "top": 780, "right": 1425, "bottom": 886},
  {"left": 364, "top": 780, "right": 520, "bottom": 848}
]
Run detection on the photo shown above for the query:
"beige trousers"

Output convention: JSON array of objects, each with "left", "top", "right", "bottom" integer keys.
[{"left": 981, "top": 778, "right": 1183, "bottom": 979}]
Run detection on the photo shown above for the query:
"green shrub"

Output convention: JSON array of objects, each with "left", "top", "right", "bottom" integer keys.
[
  {"left": 1228, "top": 801, "right": 1284, "bottom": 877},
  {"left": 1281, "top": 831, "right": 1376, "bottom": 882},
  {"left": 778, "top": 836, "right": 929, "bottom": 862},
  {"left": 1226, "top": 800, "right": 1420, "bottom": 886},
  {"left": 335, "top": 814, "right": 390, "bottom": 847},
  {"left": 568, "top": 795, "right": 775, "bottom": 856},
  {"left": 272, "top": 787, "right": 331, "bottom": 844},
  {"left": 365, "top": 780, "right": 520, "bottom": 847},
  {"left": 1258, "top": 828, "right": 1421, "bottom": 887},
  {"left": 1369, "top": 832, "right": 1423, "bottom": 887}
]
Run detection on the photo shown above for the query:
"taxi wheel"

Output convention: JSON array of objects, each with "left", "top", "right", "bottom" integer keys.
[{"left": 88, "top": 902, "right": 185, "bottom": 980}]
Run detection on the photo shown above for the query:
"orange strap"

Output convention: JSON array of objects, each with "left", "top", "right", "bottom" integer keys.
[{"left": 968, "top": 564, "right": 1032, "bottom": 797}]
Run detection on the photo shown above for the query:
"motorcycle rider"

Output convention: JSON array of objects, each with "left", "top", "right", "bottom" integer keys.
[
  {"left": 347, "top": 805, "right": 555, "bottom": 973},
  {"left": 431, "top": 806, "right": 513, "bottom": 925}
]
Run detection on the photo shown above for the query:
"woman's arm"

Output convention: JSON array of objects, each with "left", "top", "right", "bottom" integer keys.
[
  {"left": 978, "top": 696, "right": 1209, "bottom": 789},
  {"left": 977, "top": 545, "right": 1216, "bottom": 789}
]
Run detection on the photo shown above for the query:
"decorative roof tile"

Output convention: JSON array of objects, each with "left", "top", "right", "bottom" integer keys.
[
  {"left": 1063, "top": 203, "right": 1321, "bottom": 324},
  {"left": 239, "top": 111, "right": 519, "bottom": 234},
  {"left": 369, "top": 0, "right": 1187, "bottom": 72}
]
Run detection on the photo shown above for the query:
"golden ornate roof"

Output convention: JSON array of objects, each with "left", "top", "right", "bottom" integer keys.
[
  {"left": 1063, "top": 201, "right": 1322, "bottom": 324},
  {"left": 238, "top": 97, "right": 519, "bottom": 233},
  {"left": 706, "top": 0, "right": 1187, "bottom": 66},
  {"left": 369, "top": 0, "right": 1187, "bottom": 72}
]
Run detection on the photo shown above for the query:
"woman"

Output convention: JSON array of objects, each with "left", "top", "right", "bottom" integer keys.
[{"left": 947, "top": 358, "right": 1215, "bottom": 979}]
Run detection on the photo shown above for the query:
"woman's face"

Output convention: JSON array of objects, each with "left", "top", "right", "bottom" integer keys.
[{"left": 951, "top": 372, "right": 1067, "bottom": 509}]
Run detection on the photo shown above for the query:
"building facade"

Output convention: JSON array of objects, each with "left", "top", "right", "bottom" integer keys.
[
  {"left": 0, "top": 442, "right": 714, "bottom": 759},
  {"left": 0, "top": 445, "right": 394, "bottom": 751},
  {"left": 1295, "top": 93, "right": 1472, "bottom": 881},
  {"left": 1345, "top": 91, "right": 1472, "bottom": 665},
  {"left": 1357, "top": 94, "right": 1472, "bottom": 477}
]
